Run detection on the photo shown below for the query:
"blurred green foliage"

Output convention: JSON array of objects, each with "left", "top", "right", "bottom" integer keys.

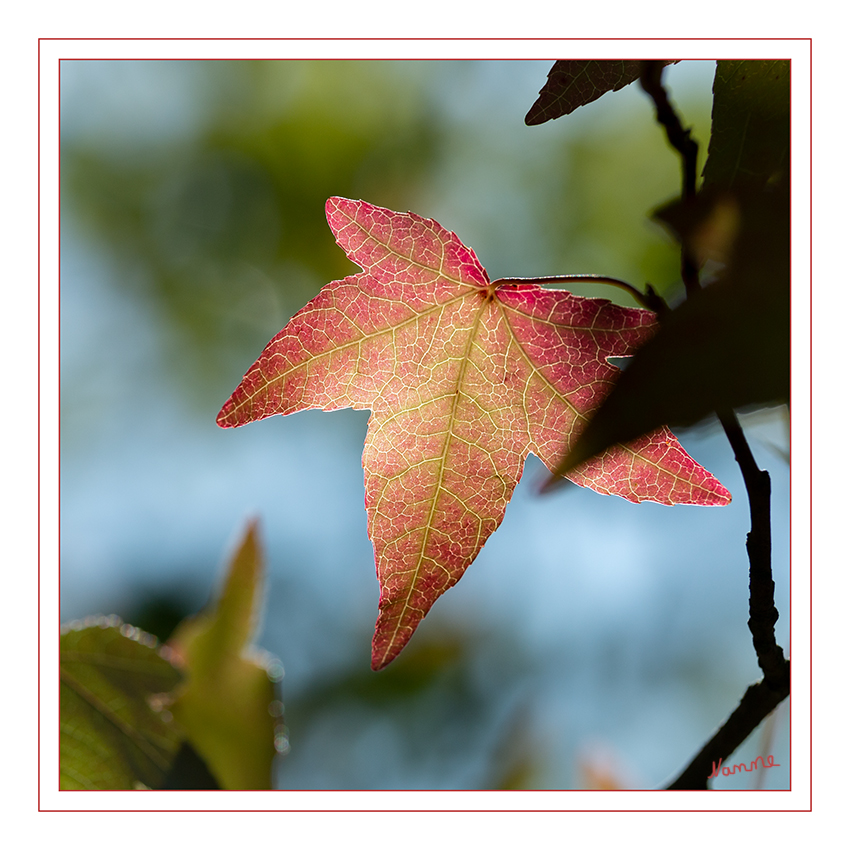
[
  {"left": 62, "top": 61, "right": 444, "bottom": 403},
  {"left": 60, "top": 619, "right": 183, "bottom": 789},
  {"left": 60, "top": 522, "right": 284, "bottom": 790},
  {"left": 168, "top": 520, "right": 280, "bottom": 789},
  {"left": 62, "top": 60, "right": 713, "bottom": 408}
]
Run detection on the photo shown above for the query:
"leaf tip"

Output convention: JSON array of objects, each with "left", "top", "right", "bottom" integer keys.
[
  {"left": 215, "top": 404, "right": 230, "bottom": 428},
  {"left": 370, "top": 615, "right": 416, "bottom": 671},
  {"left": 216, "top": 394, "right": 247, "bottom": 429},
  {"left": 524, "top": 107, "right": 544, "bottom": 126},
  {"left": 325, "top": 195, "right": 356, "bottom": 219},
  {"left": 370, "top": 635, "right": 401, "bottom": 672},
  {"left": 234, "top": 515, "right": 263, "bottom": 562},
  {"left": 704, "top": 483, "right": 733, "bottom": 507}
]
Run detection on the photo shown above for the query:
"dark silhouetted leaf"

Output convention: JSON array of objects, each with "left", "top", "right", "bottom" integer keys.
[
  {"left": 60, "top": 618, "right": 182, "bottom": 790},
  {"left": 525, "top": 60, "right": 678, "bottom": 125},
  {"left": 555, "top": 180, "right": 789, "bottom": 476},
  {"left": 703, "top": 60, "right": 790, "bottom": 190},
  {"left": 553, "top": 59, "right": 790, "bottom": 476}
]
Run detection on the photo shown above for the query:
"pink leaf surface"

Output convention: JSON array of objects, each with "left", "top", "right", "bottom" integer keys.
[{"left": 218, "top": 198, "right": 731, "bottom": 670}]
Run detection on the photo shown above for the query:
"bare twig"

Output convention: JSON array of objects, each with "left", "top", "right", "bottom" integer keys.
[
  {"left": 666, "top": 664, "right": 790, "bottom": 789},
  {"left": 639, "top": 61, "right": 701, "bottom": 297},
  {"left": 639, "top": 61, "right": 699, "bottom": 202},
  {"left": 717, "top": 408, "right": 788, "bottom": 687},
  {"left": 667, "top": 407, "right": 788, "bottom": 789}
]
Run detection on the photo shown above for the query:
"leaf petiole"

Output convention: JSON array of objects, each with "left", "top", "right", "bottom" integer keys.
[{"left": 492, "top": 274, "right": 663, "bottom": 313}]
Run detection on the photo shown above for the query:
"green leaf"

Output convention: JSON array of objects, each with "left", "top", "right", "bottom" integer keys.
[
  {"left": 525, "top": 60, "right": 678, "bottom": 125},
  {"left": 167, "top": 520, "right": 281, "bottom": 789},
  {"left": 60, "top": 618, "right": 182, "bottom": 790},
  {"left": 702, "top": 60, "right": 790, "bottom": 190}
]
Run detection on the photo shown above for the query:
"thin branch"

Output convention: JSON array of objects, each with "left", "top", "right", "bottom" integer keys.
[
  {"left": 639, "top": 61, "right": 698, "bottom": 202},
  {"left": 718, "top": 408, "right": 788, "bottom": 687},
  {"left": 638, "top": 61, "right": 789, "bottom": 788},
  {"left": 639, "top": 61, "right": 701, "bottom": 297},
  {"left": 662, "top": 412, "right": 788, "bottom": 790},
  {"left": 666, "top": 663, "right": 790, "bottom": 789}
]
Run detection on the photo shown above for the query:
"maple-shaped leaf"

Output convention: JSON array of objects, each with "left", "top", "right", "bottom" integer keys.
[{"left": 218, "top": 198, "right": 730, "bottom": 670}]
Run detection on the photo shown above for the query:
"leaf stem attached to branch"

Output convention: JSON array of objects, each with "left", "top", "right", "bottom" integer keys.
[{"left": 493, "top": 275, "right": 668, "bottom": 314}]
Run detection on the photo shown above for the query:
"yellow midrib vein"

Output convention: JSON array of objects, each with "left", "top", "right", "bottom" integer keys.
[{"left": 377, "top": 295, "right": 490, "bottom": 667}]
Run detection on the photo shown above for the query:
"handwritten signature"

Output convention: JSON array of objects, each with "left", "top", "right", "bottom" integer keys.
[{"left": 708, "top": 755, "right": 781, "bottom": 780}]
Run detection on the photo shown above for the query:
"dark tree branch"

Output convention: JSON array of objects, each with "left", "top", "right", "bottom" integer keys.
[
  {"left": 639, "top": 61, "right": 701, "bottom": 298},
  {"left": 717, "top": 408, "right": 788, "bottom": 688},
  {"left": 664, "top": 413, "right": 790, "bottom": 790},
  {"left": 637, "top": 62, "right": 789, "bottom": 788},
  {"left": 666, "top": 662, "right": 790, "bottom": 789},
  {"left": 639, "top": 61, "right": 698, "bottom": 202}
]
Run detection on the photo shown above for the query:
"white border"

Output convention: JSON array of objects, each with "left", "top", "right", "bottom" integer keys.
[{"left": 39, "top": 37, "right": 812, "bottom": 813}]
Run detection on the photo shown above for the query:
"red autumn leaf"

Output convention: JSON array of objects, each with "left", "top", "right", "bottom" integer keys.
[{"left": 218, "top": 198, "right": 730, "bottom": 670}]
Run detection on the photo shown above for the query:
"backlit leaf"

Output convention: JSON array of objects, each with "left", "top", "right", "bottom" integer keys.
[
  {"left": 60, "top": 619, "right": 182, "bottom": 790},
  {"left": 218, "top": 198, "right": 730, "bottom": 670}
]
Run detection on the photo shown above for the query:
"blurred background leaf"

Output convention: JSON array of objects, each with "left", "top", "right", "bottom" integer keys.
[
  {"left": 60, "top": 619, "right": 182, "bottom": 789},
  {"left": 167, "top": 519, "right": 281, "bottom": 790},
  {"left": 60, "top": 523, "right": 283, "bottom": 791}
]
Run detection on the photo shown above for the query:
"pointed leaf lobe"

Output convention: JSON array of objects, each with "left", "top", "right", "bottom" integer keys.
[{"left": 219, "top": 198, "right": 730, "bottom": 669}]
